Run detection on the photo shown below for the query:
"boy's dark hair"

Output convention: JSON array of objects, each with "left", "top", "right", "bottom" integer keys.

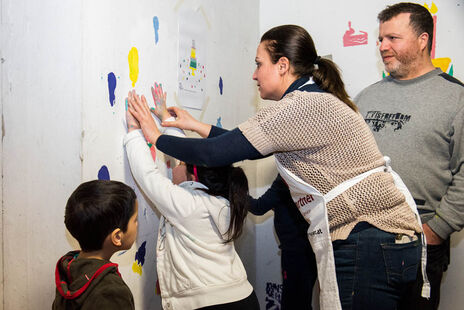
[
  {"left": 186, "top": 164, "right": 249, "bottom": 243},
  {"left": 65, "top": 180, "right": 137, "bottom": 252},
  {"left": 378, "top": 2, "right": 434, "bottom": 53}
]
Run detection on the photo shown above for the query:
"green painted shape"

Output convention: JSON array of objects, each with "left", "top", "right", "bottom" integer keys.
[{"left": 449, "top": 64, "right": 454, "bottom": 76}]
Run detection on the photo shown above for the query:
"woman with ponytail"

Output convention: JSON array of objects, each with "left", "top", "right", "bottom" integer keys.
[
  {"left": 128, "top": 25, "right": 424, "bottom": 310},
  {"left": 124, "top": 84, "right": 259, "bottom": 310}
]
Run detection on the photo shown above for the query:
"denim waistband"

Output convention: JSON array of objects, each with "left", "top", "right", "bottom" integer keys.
[{"left": 351, "top": 221, "right": 373, "bottom": 233}]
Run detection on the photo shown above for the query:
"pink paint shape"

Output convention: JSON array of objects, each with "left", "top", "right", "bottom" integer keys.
[
  {"left": 149, "top": 146, "right": 157, "bottom": 162},
  {"left": 343, "top": 21, "right": 368, "bottom": 47},
  {"left": 431, "top": 15, "right": 437, "bottom": 59}
]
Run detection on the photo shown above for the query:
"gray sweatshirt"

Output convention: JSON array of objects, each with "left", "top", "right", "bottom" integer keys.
[{"left": 355, "top": 68, "right": 464, "bottom": 240}]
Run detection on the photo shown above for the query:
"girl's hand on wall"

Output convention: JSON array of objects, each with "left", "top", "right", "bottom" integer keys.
[
  {"left": 161, "top": 106, "right": 212, "bottom": 138},
  {"left": 151, "top": 82, "right": 170, "bottom": 122},
  {"left": 128, "top": 90, "right": 161, "bottom": 144},
  {"left": 125, "top": 98, "right": 141, "bottom": 132}
]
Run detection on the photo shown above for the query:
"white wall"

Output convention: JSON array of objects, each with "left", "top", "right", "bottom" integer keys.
[
  {"left": 1, "top": 0, "right": 82, "bottom": 309},
  {"left": 1, "top": 0, "right": 259, "bottom": 309},
  {"left": 0, "top": 1, "right": 4, "bottom": 308},
  {"left": 258, "top": 0, "right": 464, "bottom": 309}
]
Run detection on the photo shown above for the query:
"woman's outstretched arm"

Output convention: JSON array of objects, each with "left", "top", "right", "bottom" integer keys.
[{"left": 156, "top": 128, "right": 264, "bottom": 166}]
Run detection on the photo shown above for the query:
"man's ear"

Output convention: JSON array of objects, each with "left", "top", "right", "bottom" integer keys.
[
  {"left": 111, "top": 228, "right": 123, "bottom": 247},
  {"left": 277, "top": 57, "right": 290, "bottom": 75},
  {"left": 418, "top": 32, "right": 430, "bottom": 53}
]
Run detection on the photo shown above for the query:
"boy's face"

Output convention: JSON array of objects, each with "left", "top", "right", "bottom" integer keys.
[{"left": 122, "top": 200, "right": 138, "bottom": 250}]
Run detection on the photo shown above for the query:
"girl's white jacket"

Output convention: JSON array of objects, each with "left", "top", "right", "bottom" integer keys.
[{"left": 124, "top": 129, "right": 252, "bottom": 310}]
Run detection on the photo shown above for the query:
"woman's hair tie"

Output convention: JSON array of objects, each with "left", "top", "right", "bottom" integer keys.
[{"left": 314, "top": 55, "right": 321, "bottom": 65}]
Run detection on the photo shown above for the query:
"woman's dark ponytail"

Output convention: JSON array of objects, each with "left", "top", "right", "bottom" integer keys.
[
  {"left": 312, "top": 57, "right": 358, "bottom": 112},
  {"left": 186, "top": 164, "right": 249, "bottom": 243}
]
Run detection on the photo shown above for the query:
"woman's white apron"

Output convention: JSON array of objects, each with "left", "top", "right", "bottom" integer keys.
[{"left": 275, "top": 156, "right": 430, "bottom": 310}]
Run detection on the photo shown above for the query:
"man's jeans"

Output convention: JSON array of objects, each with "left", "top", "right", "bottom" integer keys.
[{"left": 333, "top": 222, "right": 421, "bottom": 310}]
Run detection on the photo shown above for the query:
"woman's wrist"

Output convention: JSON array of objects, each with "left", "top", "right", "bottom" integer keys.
[{"left": 194, "top": 123, "right": 212, "bottom": 138}]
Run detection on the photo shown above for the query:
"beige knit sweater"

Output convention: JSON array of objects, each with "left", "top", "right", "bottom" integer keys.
[{"left": 239, "top": 91, "right": 421, "bottom": 241}]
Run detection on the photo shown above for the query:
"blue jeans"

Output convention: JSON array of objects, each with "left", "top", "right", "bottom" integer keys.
[{"left": 333, "top": 222, "right": 421, "bottom": 310}]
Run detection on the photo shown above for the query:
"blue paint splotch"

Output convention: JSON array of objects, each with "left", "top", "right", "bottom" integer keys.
[
  {"left": 153, "top": 16, "right": 160, "bottom": 44},
  {"left": 216, "top": 117, "right": 222, "bottom": 128},
  {"left": 98, "top": 165, "right": 110, "bottom": 180},
  {"left": 107, "top": 72, "right": 117, "bottom": 107},
  {"left": 219, "top": 76, "right": 223, "bottom": 95},
  {"left": 135, "top": 241, "right": 147, "bottom": 266}
]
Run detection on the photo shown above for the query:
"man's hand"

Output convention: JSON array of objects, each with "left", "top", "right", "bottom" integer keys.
[{"left": 422, "top": 223, "right": 444, "bottom": 245}]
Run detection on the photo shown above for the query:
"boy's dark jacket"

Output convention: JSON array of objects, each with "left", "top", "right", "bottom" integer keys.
[{"left": 53, "top": 251, "right": 135, "bottom": 310}]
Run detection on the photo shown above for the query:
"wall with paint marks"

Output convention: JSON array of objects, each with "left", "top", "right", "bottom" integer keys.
[
  {"left": 1, "top": 0, "right": 258, "bottom": 309},
  {"left": 257, "top": 1, "right": 464, "bottom": 309},
  {"left": 80, "top": 0, "right": 259, "bottom": 310},
  {"left": 2, "top": 0, "right": 463, "bottom": 310}
]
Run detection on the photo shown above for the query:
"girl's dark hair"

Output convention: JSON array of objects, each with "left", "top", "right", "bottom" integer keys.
[
  {"left": 65, "top": 180, "right": 137, "bottom": 252},
  {"left": 261, "top": 24, "right": 358, "bottom": 112},
  {"left": 187, "top": 164, "right": 249, "bottom": 243}
]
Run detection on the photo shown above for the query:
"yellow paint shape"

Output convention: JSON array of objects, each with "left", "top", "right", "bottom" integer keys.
[
  {"left": 432, "top": 57, "right": 451, "bottom": 72},
  {"left": 132, "top": 261, "right": 142, "bottom": 275},
  {"left": 424, "top": 2, "right": 438, "bottom": 14},
  {"left": 128, "top": 47, "right": 139, "bottom": 87}
]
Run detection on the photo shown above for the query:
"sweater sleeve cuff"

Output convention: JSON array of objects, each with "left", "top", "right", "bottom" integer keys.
[
  {"left": 238, "top": 120, "right": 273, "bottom": 156},
  {"left": 425, "top": 214, "right": 454, "bottom": 240}
]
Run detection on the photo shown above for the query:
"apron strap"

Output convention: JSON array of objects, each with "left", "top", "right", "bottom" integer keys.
[{"left": 324, "top": 166, "right": 386, "bottom": 203}]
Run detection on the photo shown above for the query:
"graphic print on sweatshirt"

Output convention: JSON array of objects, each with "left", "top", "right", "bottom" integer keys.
[{"left": 364, "top": 110, "right": 411, "bottom": 132}]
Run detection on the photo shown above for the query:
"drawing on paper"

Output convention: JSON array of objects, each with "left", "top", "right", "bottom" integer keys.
[{"left": 178, "top": 9, "right": 208, "bottom": 110}]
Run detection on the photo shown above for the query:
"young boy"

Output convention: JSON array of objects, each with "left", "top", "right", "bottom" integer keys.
[{"left": 53, "top": 180, "right": 138, "bottom": 309}]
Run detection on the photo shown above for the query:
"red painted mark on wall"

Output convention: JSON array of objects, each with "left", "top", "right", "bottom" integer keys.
[{"left": 343, "top": 21, "right": 368, "bottom": 47}]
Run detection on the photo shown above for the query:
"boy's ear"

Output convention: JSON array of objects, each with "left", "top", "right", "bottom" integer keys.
[{"left": 111, "top": 228, "right": 123, "bottom": 247}]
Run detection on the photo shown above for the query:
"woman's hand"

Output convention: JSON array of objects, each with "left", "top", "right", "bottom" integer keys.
[
  {"left": 161, "top": 106, "right": 212, "bottom": 138},
  {"left": 127, "top": 90, "right": 161, "bottom": 144},
  {"left": 126, "top": 98, "right": 141, "bottom": 132},
  {"left": 150, "top": 82, "right": 171, "bottom": 122}
]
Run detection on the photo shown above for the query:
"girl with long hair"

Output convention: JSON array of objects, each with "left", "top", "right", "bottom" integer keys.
[{"left": 124, "top": 85, "right": 259, "bottom": 310}]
